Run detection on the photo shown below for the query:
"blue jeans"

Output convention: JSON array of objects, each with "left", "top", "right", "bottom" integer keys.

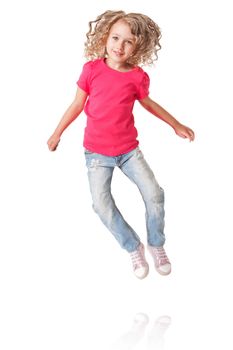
[{"left": 84, "top": 147, "right": 165, "bottom": 253}]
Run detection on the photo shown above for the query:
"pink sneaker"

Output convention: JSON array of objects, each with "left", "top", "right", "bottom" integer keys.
[
  {"left": 129, "top": 243, "right": 149, "bottom": 279},
  {"left": 148, "top": 245, "right": 171, "bottom": 275}
]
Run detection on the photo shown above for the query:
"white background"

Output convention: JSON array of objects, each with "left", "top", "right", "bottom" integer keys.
[{"left": 0, "top": 0, "right": 232, "bottom": 349}]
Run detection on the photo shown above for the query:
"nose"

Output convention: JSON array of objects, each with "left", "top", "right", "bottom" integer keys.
[{"left": 116, "top": 41, "right": 124, "bottom": 51}]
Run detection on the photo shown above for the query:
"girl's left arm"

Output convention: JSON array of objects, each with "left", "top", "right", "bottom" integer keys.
[{"left": 139, "top": 96, "right": 195, "bottom": 141}]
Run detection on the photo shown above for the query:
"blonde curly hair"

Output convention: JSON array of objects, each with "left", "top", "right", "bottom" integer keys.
[{"left": 84, "top": 10, "right": 161, "bottom": 66}]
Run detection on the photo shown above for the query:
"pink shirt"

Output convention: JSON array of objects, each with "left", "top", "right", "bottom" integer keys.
[{"left": 77, "top": 58, "right": 150, "bottom": 156}]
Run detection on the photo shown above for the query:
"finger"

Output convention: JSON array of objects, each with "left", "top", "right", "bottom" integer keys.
[
  {"left": 188, "top": 132, "right": 195, "bottom": 142},
  {"left": 179, "top": 133, "right": 186, "bottom": 139},
  {"left": 48, "top": 142, "right": 57, "bottom": 151}
]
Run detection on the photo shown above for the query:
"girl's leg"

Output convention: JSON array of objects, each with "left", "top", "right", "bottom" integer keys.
[
  {"left": 120, "top": 148, "right": 166, "bottom": 247},
  {"left": 85, "top": 152, "right": 140, "bottom": 252}
]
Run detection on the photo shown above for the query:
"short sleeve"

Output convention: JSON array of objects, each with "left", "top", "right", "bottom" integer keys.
[
  {"left": 137, "top": 72, "right": 150, "bottom": 100},
  {"left": 76, "top": 61, "right": 92, "bottom": 94}
]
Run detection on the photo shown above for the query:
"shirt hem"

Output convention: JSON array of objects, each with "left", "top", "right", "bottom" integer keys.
[{"left": 83, "top": 143, "right": 139, "bottom": 157}]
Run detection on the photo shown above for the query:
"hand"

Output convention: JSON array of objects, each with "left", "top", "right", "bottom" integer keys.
[
  {"left": 174, "top": 123, "right": 195, "bottom": 142},
  {"left": 47, "top": 134, "right": 60, "bottom": 151}
]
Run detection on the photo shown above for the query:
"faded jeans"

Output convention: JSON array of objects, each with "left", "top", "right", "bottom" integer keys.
[{"left": 84, "top": 147, "right": 165, "bottom": 253}]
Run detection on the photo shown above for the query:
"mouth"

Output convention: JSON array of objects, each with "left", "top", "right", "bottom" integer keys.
[{"left": 113, "top": 50, "right": 124, "bottom": 57}]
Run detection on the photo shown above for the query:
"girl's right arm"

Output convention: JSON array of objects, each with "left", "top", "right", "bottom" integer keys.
[{"left": 47, "top": 87, "right": 88, "bottom": 151}]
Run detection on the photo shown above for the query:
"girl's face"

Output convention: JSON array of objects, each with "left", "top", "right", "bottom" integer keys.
[{"left": 106, "top": 20, "right": 136, "bottom": 67}]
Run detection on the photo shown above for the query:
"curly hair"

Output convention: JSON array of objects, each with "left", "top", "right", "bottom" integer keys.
[{"left": 84, "top": 10, "right": 161, "bottom": 66}]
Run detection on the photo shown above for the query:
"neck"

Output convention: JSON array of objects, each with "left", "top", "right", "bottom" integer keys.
[{"left": 105, "top": 58, "right": 132, "bottom": 72}]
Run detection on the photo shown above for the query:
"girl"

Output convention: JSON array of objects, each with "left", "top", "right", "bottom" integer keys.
[{"left": 47, "top": 10, "right": 195, "bottom": 279}]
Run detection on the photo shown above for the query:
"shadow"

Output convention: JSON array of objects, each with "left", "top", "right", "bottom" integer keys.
[{"left": 110, "top": 313, "right": 171, "bottom": 350}]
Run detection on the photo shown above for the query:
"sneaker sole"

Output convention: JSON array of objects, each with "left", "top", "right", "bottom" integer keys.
[
  {"left": 155, "top": 266, "right": 171, "bottom": 276},
  {"left": 135, "top": 265, "right": 149, "bottom": 279}
]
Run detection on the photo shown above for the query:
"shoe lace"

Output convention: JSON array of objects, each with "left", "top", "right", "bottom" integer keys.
[
  {"left": 152, "top": 247, "right": 170, "bottom": 265},
  {"left": 130, "top": 246, "right": 147, "bottom": 268}
]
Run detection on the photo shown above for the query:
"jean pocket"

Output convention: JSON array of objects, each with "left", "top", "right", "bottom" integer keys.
[
  {"left": 84, "top": 148, "right": 93, "bottom": 155},
  {"left": 135, "top": 147, "right": 144, "bottom": 159}
]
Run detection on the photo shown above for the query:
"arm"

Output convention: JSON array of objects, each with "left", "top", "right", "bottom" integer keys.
[
  {"left": 139, "top": 96, "right": 195, "bottom": 141},
  {"left": 47, "top": 87, "right": 88, "bottom": 151}
]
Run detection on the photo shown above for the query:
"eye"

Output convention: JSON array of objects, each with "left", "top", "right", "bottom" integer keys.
[
  {"left": 126, "top": 40, "right": 133, "bottom": 45},
  {"left": 112, "top": 36, "right": 118, "bottom": 41}
]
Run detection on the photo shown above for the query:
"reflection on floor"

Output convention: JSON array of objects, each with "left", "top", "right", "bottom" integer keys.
[{"left": 110, "top": 313, "right": 171, "bottom": 350}]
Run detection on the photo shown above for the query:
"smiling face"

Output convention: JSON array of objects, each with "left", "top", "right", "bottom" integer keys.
[{"left": 105, "top": 20, "right": 136, "bottom": 70}]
